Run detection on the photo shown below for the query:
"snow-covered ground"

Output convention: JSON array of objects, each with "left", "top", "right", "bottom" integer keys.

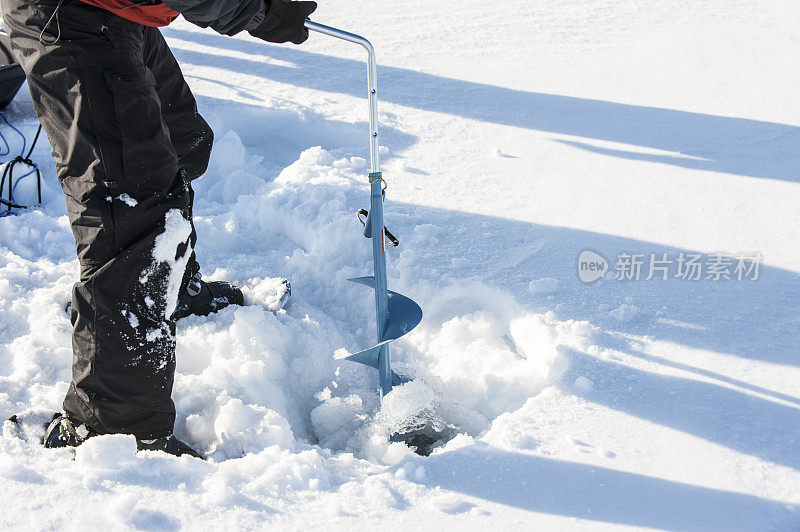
[{"left": 2, "top": 0, "right": 800, "bottom": 529}]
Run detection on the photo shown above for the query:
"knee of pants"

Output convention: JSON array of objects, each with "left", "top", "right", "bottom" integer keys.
[
  {"left": 68, "top": 169, "right": 191, "bottom": 275},
  {"left": 178, "top": 118, "right": 214, "bottom": 182}
]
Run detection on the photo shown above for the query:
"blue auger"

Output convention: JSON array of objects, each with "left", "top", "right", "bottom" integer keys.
[{"left": 305, "top": 21, "right": 423, "bottom": 398}]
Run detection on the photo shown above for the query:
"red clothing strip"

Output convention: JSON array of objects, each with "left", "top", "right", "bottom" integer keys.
[{"left": 76, "top": 0, "right": 179, "bottom": 27}]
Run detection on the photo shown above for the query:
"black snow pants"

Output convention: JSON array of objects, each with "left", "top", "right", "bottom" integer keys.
[{"left": 1, "top": 0, "right": 213, "bottom": 438}]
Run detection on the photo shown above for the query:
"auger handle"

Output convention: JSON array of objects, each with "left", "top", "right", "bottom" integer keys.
[
  {"left": 357, "top": 208, "right": 399, "bottom": 247},
  {"left": 304, "top": 20, "right": 380, "bottom": 175}
]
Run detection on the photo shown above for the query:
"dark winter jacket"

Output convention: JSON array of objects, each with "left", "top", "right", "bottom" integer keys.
[{"left": 77, "top": 0, "right": 265, "bottom": 35}]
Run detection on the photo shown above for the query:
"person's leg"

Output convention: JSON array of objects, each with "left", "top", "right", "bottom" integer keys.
[
  {"left": 143, "top": 26, "right": 213, "bottom": 184},
  {"left": 2, "top": 0, "right": 193, "bottom": 439},
  {"left": 142, "top": 26, "right": 211, "bottom": 282},
  {"left": 139, "top": 27, "right": 252, "bottom": 318}
]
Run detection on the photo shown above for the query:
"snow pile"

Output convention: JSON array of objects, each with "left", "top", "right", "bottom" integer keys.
[
  {"left": 405, "top": 286, "right": 569, "bottom": 422},
  {"left": 0, "top": 127, "right": 578, "bottom": 467},
  {"left": 162, "top": 142, "right": 577, "bottom": 463}
]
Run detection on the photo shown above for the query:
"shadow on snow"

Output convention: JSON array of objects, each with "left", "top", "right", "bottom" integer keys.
[{"left": 165, "top": 27, "right": 800, "bottom": 183}]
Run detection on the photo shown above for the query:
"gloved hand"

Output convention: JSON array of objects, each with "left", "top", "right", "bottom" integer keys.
[{"left": 248, "top": 0, "right": 317, "bottom": 44}]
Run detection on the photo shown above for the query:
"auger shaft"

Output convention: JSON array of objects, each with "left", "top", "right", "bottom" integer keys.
[{"left": 369, "top": 172, "right": 391, "bottom": 396}]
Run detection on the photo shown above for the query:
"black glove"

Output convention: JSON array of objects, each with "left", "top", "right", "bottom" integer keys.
[{"left": 248, "top": 0, "right": 317, "bottom": 45}]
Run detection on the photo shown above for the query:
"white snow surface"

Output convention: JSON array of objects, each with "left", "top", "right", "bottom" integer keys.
[{"left": 1, "top": 0, "right": 800, "bottom": 529}]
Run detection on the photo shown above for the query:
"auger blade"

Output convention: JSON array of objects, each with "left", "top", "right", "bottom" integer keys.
[
  {"left": 338, "top": 276, "right": 422, "bottom": 386},
  {"left": 347, "top": 276, "right": 423, "bottom": 342},
  {"left": 335, "top": 343, "right": 407, "bottom": 386},
  {"left": 334, "top": 341, "right": 384, "bottom": 367}
]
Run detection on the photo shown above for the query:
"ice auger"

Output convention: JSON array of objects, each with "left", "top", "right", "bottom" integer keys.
[{"left": 304, "top": 21, "right": 423, "bottom": 398}]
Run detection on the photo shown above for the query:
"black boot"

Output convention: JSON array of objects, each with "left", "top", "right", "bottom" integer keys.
[
  {"left": 136, "top": 434, "right": 203, "bottom": 459},
  {"left": 43, "top": 413, "right": 91, "bottom": 449},
  {"left": 174, "top": 270, "right": 245, "bottom": 320}
]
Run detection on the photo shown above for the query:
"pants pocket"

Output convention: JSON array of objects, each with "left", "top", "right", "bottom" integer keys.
[{"left": 102, "top": 64, "right": 179, "bottom": 195}]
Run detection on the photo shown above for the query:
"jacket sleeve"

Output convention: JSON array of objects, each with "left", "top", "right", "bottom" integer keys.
[{"left": 161, "top": 0, "right": 266, "bottom": 36}]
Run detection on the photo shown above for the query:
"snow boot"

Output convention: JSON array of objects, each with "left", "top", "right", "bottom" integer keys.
[
  {"left": 136, "top": 434, "right": 203, "bottom": 459},
  {"left": 42, "top": 413, "right": 91, "bottom": 449},
  {"left": 174, "top": 271, "right": 245, "bottom": 320}
]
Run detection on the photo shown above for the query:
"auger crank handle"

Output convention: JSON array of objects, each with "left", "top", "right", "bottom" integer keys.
[
  {"left": 304, "top": 20, "right": 381, "bottom": 175},
  {"left": 357, "top": 209, "right": 399, "bottom": 247},
  {"left": 304, "top": 20, "right": 375, "bottom": 53}
]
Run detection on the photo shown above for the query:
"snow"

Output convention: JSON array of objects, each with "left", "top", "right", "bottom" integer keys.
[
  {"left": 573, "top": 376, "right": 594, "bottom": 394},
  {"left": 528, "top": 277, "right": 559, "bottom": 295},
  {"left": 150, "top": 208, "right": 193, "bottom": 320},
  {"left": 116, "top": 193, "right": 138, "bottom": 207},
  {"left": 608, "top": 303, "right": 641, "bottom": 323},
  {"left": 240, "top": 276, "right": 290, "bottom": 312},
  {"left": 2, "top": 0, "right": 800, "bottom": 529}
]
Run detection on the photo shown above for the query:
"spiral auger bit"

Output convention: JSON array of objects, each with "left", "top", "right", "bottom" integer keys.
[{"left": 305, "top": 22, "right": 439, "bottom": 452}]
